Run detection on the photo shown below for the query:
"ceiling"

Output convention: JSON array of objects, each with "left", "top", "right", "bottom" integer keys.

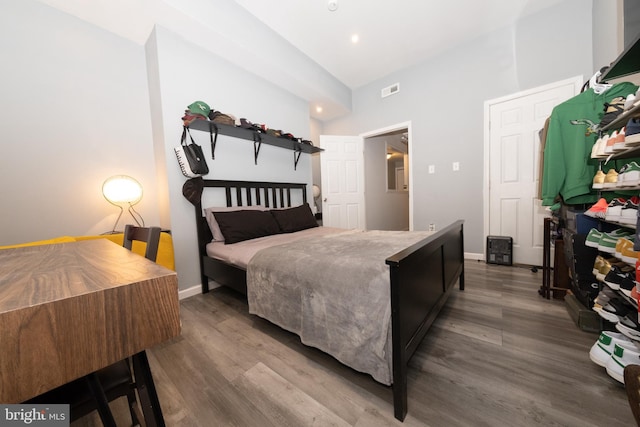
[{"left": 35, "top": 0, "right": 567, "bottom": 118}]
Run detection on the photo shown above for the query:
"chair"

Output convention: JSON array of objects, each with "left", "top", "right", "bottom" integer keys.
[
  {"left": 625, "top": 364, "right": 640, "bottom": 426},
  {"left": 26, "top": 225, "right": 162, "bottom": 426}
]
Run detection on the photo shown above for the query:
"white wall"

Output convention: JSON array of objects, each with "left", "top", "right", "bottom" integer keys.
[
  {"left": 322, "top": 0, "right": 595, "bottom": 254},
  {"left": 148, "top": 26, "right": 313, "bottom": 291},
  {"left": 0, "top": 0, "right": 160, "bottom": 245}
]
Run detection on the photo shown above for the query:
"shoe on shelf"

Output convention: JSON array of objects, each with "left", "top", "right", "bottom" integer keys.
[
  {"left": 624, "top": 93, "right": 637, "bottom": 112},
  {"left": 596, "top": 257, "right": 627, "bottom": 282},
  {"left": 615, "top": 235, "right": 635, "bottom": 259},
  {"left": 593, "top": 134, "right": 610, "bottom": 158},
  {"left": 592, "top": 170, "right": 606, "bottom": 189},
  {"left": 585, "top": 198, "right": 609, "bottom": 218},
  {"left": 621, "top": 241, "right": 640, "bottom": 265},
  {"left": 613, "top": 127, "right": 627, "bottom": 151},
  {"left": 603, "top": 169, "right": 619, "bottom": 189},
  {"left": 590, "top": 331, "right": 633, "bottom": 367},
  {"left": 616, "top": 314, "right": 640, "bottom": 342},
  {"left": 586, "top": 228, "right": 603, "bottom": 248},
  {"left": 626, "top": 117, "right": 640, "bottom": 146},
  {"left": 605, "top": 197, "right": 627, "bottom": 222},
  {"left": 605, "top": 130, "right": 619, "bottom": 155},
  {"left": 617, "top": 161, "right": 640, "bottom": 187},
  {"left": 598, "top": 229, "right": 632, "bottom": 254},
  {"left": 604, "top": 264, "right": 636, "bottom": 290},
  {"left": 606, "top": 339, "right": 640, "bottom": 383},
  {"left": 600, "top": 96, "right": 627, "bottom": 128},
  {"left": 620, "top": 196, "right": 640, "bottom": 225}
]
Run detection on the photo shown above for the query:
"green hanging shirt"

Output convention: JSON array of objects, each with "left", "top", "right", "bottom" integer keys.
[{"left": 541, "top": 82, "right": 638, "bottom": 206}]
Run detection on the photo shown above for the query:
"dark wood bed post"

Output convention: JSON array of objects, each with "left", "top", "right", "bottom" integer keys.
[{"left": 387, "top": 220, "right": 465, "bottom": 421}]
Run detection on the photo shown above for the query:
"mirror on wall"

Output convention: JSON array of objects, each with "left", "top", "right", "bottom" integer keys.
[{"left": 386, "top": 134, "right": 408, "bottom": 191}]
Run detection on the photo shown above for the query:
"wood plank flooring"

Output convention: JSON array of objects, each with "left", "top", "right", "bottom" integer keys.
[{"left": 73, "top": 260, "right": 635, "bottom": 426}]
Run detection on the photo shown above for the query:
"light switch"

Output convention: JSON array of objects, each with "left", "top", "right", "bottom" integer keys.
[
  {"left": 428, "top": 165, "right": 435, "bottom": 174},
  {"left": 452, "top": 162, "right": 460, "bottom": 171}
]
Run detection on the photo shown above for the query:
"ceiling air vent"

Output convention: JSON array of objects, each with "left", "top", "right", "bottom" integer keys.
[{"left": 381, "top": 83, "right": 400, "bottom": 98}]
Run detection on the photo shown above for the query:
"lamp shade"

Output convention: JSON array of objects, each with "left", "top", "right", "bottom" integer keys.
[{"left": 102, "top": 175, "right": 143, "bottom": 205}]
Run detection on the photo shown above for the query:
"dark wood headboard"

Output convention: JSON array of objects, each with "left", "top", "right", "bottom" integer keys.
[{"left": 182, "top": 178, "right": 308, "bottom": 292}]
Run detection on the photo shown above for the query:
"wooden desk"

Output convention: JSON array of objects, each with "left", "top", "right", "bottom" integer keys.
[{"left": 0, "top": 239, "right": 180, "bottom": 414}]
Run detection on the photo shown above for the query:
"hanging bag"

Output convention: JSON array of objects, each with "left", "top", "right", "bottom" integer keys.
[{"left": 174, "top": 126, "right": 209, "bottom": 177}]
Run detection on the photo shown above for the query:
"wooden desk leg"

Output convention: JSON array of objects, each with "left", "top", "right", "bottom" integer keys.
[
  {"left": 132, "top": 351, "right": 166, "bottom": 427},
  {"left": 85, "top": 373, "right": 117, "bottom": 427}
]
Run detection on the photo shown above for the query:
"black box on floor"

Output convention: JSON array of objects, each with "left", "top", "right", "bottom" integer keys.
[{"left": 486, "top": 236, "right": 513, "bottom": 265}]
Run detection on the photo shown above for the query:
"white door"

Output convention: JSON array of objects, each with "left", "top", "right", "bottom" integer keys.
[
  {"left": 319, "top": 135, "right": 365, "bottom": 229},
  {"left": 486, "top": 77, "right": 581, "bottom": 265}
]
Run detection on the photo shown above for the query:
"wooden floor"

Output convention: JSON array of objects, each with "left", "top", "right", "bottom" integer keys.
[{"left": 74, "top": 260, "right": 635, "bottom": 426}]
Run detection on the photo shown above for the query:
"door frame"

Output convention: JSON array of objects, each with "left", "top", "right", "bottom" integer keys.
[
  {"left": 361, "top": 121, "right": 413, "bottom": 230},
  {"left": 482, "top": 76, "right": 583, "bottom": 259}
]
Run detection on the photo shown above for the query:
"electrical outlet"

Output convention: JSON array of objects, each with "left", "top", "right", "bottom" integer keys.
[
  {"left": 428, "top": 223, "right": 435, "bottom": 231},
  {"left": 428, "top": 165, "right": 435, "bottom": 174},
  {"left": 452, "top": 162, "right": 460, "bottom": 171}
]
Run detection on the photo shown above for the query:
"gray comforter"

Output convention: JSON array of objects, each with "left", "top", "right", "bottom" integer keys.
[{"left": 246, "top": 229, "right": 433, "bottom": 385}]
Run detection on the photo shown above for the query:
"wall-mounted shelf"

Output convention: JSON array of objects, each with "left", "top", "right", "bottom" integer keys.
[
  {"left": 188, "top": 119, "right": 322, "bottom": 170},
  {"left": 600, "top": 32, "right": 640, "bottom": 83}
]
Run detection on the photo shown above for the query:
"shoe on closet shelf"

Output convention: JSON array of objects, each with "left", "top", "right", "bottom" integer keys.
[
  {"left": 605, "top": 130, "right": 619, "bottom": 155},
  {"left": 585, "top": 198, "right": 609, "bottom": 218},
  {"left": 621, "top": 242, "right": 640, "bottom": 265},
  {"left": 617, "top": 161, "right": 640, "bottom": 187},
  {"left": 606, "top": 340, "right": 640, "bottom": 383},
  {"left": 586, "top": 228, "right": 603, "bottom": 248},
  {"left": 620, "top": 196, "right": 640, "bottom": 224},
  {"left": 598, "top": 229, "right": 632, "bottom": 254},
  {"left": 603, "top": 169, "right": 620, "bottom": 189},
  {"left": 625, "top": 118, "right": 640, "bottom": 146},
  {"left": 600, "top": 96, "right": 627, "bottom": 128},
  {"left": 624, "top": 93, "right": 637, "bottom": 112},
  {"left": 596, "top": 257, "right": 628, "bottom": 282},
  {"left": 604, "top": 264, "right": 636, "bottom": 290},
  {"left": 613, "top": 127, "right": 627, "bottom": 151},
  {"left": 590, "top": 331, "right": 633, "bottom": 367},
  {"left": 605, "top": 197, "right": 627, "bottom": 222},
  {"left": 592, "top": 170, "right": 606, "bottom": 189},
  {"left": 593, "top": 134, "right": 610, "bottom": 158},
  {"left": 594, "top": 287, "right": 618, "bottom": 306},
  {"left": 616, "top": 235, "right": 636, "bottom": 260},
  {"left": 616, "top": 315, "right": 640, "bottom": 342}
]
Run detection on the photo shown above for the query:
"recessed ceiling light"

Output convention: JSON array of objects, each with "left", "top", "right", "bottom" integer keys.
[
  {"left": 351, "top": 34, "right": 359, "bottom": 44},
  {"left": 316, "top": 106, "right": 323, "bottom": 113}
]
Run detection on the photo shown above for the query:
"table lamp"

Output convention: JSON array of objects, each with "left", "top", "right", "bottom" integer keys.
[{"left": 102, "top": 175, "right": 144, "bottom": 233}]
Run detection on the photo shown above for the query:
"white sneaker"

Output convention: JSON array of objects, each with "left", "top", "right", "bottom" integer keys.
[
  {"left": 605, "top": 340, "right": 640, "bottom": 383},
  {"left": 590, "top": 331, "right": 633, "bottom": 367}
]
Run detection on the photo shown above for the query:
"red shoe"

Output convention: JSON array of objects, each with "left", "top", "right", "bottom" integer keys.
[{"left": 585, "top": 198, "right": 609, "bottom": 219}]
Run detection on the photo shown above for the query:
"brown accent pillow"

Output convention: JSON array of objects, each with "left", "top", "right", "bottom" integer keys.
[
  {"left": 270, "top": 203, "right": 318, "bottom": 233},
  {"left": 213, "top": 210, "right": 281, "bottom": 244}
]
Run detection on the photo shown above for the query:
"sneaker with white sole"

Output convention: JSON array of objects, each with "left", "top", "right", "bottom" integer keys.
[
  {"left": 605, "top": 197, "right": 627, "bottom": 221},
  {"left": 590, "top": 331, "right": 633, "bottom": 367},
  {"left": 585, "top": 198, "right": 609, "bottom": 219},
  {"left": 617, "top": 161, "right": 640, "bottom": 187},
  {"left": 598, "top": 229, "right": 632, "bottom": 254},
  {"left": 586, "top": 228, "right": 603, "bottom": 248},
  {"left": 616, "top": 314, "right": 640, "bottom": 341},
  {"left": 606, "top": 339, "right": 640, "bottom": 383},
  {"left": 620, "top": 196, "right": 640, "bottom": 225},
  {"left": 613, "top": 127, "right": 627, "bottom": 151}
]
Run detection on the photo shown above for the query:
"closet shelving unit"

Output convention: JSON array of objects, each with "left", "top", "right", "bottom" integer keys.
[{"left": 188, "top": 118, "right": 322, "bottom": 170}]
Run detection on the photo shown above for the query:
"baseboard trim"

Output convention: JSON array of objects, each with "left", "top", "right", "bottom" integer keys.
[
  {"left": 178, "top": 281, "right": 221, "bottom": 300},
  {"left": 464, "top": 252, "right": 483, "bottom": 261}
]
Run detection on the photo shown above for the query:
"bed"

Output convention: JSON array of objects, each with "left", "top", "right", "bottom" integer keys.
[{"left": 182, "top": 178, "right": 465, "bottom": 421}]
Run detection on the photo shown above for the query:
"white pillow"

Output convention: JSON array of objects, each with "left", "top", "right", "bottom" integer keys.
[{"left": 204, "top": 205, "right": 267, "bottom": 241}]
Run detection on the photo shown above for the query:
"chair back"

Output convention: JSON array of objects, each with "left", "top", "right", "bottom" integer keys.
[
  {"left": 624, "top": 364, "right": 640, "bottom": 426},
  {"left": 123, "top": 225, "right": 161, "bottom": 262}
]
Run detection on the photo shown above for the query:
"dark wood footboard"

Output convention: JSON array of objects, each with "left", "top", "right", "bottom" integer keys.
[{"left": 386, "top": 220, "right": 464, "bottom": 421}]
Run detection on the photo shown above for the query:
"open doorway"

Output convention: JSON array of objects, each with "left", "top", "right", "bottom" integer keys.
[
  {"left": 363, "top": 128, "right": 410, "bottom": 230},
  {"left": 318, "top": 121, "right": 412, "bottom": 230}
]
